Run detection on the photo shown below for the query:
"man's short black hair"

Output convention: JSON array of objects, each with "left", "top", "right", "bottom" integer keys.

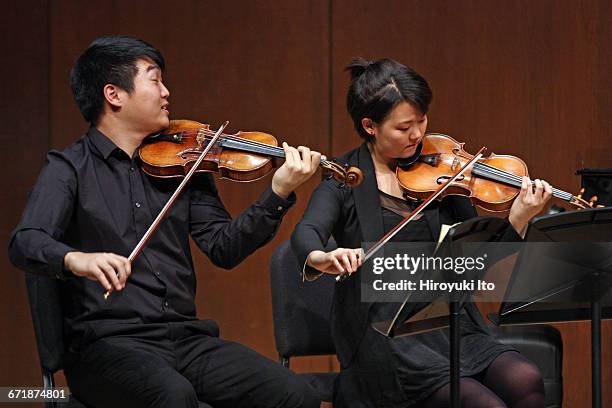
[{"left": 69, "top": 36, "right": 165, "bottom": 124}]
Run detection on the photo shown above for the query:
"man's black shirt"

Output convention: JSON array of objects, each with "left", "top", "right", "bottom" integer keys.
[{"left": 9, "top": 127, "right": 294, "bottom": 350}]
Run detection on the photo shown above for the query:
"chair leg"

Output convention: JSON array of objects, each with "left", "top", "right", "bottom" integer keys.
[{"left": 42, "top": 371, "right": 55, "bottom": 408}]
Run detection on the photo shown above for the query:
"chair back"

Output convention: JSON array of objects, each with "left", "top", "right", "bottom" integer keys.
[
  {"left": 270, "top": 241, "right": 336, "bottom": 358},
  {"left": 25, "top": 273, "right": 65, "bottom": 374}
]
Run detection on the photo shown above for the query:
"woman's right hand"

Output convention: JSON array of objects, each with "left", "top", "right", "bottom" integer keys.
[{"left": 306, "top": 248, "right": 364, "bottom": 275}]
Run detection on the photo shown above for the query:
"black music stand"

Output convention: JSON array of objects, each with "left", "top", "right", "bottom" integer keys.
[
  {"left": 371, "top": 216, "right": 512, "bottom": 408},
  {"left": 493, "top": 207, "right": 612, "bottom": 408}
]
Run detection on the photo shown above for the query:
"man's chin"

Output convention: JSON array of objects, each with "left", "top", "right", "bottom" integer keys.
[
  {"left": 157, "top": 118, "right": 170, "bottom": 131},
  {"left": 145, "top": 122, "right": 169, "bottom": 137}
]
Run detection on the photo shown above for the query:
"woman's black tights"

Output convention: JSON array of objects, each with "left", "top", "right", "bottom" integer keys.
[{"left": 414, "top": 351, "right": 545, "bottom": 408}]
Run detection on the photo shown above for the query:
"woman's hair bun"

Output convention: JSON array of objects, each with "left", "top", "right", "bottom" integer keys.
[{"left": 345, "top": 57, "right": 373, "bottom": 80}]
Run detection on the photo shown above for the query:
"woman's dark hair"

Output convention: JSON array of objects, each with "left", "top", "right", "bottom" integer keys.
[
  {"left": 345, "top": 58, "right": 432, "bottom": 142},
  {"left": 69, "top": 36, "right": 165, "bottom": 124}
]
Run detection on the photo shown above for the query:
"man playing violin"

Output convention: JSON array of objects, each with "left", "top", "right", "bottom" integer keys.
[
  {"left": 292, "top": 58, "right": 552, "bottom": 408},
  {"left": 9, "top": 36, "right": 321, "bottom": 408}
]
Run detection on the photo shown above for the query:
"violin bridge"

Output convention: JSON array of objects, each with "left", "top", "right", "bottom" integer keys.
[
  {"left": 196, "top": 128, "right": 206, "bottom": 147},
  {"left": 451, "top": 157, "right": 461, "bottom": 172}
]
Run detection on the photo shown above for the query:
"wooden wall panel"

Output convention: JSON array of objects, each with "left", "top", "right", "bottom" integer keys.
[
  {"left": 1, "top": 0, "right": 609, "bottom": 406},
  {"left": 0, "top": 1, "right": 49, "bottom": 404},
  {"left": 331, "top": 0, "right": 611, "bottom": 406}
]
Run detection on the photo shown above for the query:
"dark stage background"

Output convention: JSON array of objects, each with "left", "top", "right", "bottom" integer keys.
[{"left": 1, "top": 1, "right": 610, "bottom": 407}]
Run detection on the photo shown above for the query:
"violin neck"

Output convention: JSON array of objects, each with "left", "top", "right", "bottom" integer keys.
[
  {"left": 219, "top": 137, "right": 331, "bottom": 167},
  {"left": 471, "top": 162, "right": 575, "bottom": 203},
  {"left": 219, "top": 138, "right": 285, "bottom": 159}
]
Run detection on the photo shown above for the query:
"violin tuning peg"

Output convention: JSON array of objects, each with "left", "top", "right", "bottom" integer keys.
[{"left": 576, "top": 188, "right": 585, "bottom": 200}]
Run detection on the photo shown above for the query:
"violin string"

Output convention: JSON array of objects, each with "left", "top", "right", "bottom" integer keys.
[
  {"left": 474, "top": 163, "right": 572, "bottom": 200},
  {"left": 186, "top": 130, "right": 285, "bottom": 154},
  {"left": 474, "top": 162, "right": 533, "bottom": 186},
  {"left": 166, "top": 128, "right": 280, "bottom": 147},
  {"left": 473, "top": 162, "right": 573, "bottom": 200},
  {"left": 218, "top": 134, "right": 334, "bottom": 167},
  {"left": 475, "top": 162, "right": 573, "bottom": 199},
  {"left": 176, "top": 129, "right": 326, "bottom": 163},
  {"left": 473, "top": 162, "right": 525, "bottom": 186},
  {"left": 165, "top": 128, "right": 334, "bottom": 166}
]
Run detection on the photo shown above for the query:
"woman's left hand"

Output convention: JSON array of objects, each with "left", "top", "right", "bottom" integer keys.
[{"left": 508, "top": 176, "right": 553, "bottom": 236}]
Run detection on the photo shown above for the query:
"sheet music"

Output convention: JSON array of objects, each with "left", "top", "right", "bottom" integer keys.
[{"left": 435, "top": 223, "right": 460, "bottom": 253}]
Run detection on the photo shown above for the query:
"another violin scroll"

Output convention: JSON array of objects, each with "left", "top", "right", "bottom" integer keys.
[
  {"left": 321, "top": 159, "right": 363, "bottom": 188},
  {"left": 570, "top": 188, "right": 602, "bottom": 209}
]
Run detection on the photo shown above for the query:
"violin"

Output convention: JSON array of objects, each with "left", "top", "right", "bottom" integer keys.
[
  {"left": 139, "top": 119, "right": 363, "bottom": 188},
  {"left": 396, "top": 133, "right": 598, "bottom": 211},
  {"left": 335, "top": 134, "right": 597, "bottom": 282},
  {"left": 103, "top": 120, "right": 362, "bottom": 299}
]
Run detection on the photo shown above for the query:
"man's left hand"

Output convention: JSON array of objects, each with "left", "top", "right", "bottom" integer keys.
[{"left": 271, "top": 143, "right": 322, "bottom": 198}]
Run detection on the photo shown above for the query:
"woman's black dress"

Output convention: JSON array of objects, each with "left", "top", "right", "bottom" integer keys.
[
  {"left": 291, "top": 143, "right": 520, "bottom": 407},
  {"left": 374, "top": 191, "right": 514, "bottom": 406}
]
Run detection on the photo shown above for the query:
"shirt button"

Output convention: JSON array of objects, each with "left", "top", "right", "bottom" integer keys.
[
  {"left": 130, "top": 166, "right": 135, "bottom": 172},
  {"left": 155, "top": 271, "right": 160, "bottom": 276},
  {"left": 135, "top": 202, "right": 141, "bottom": 208},
  {"left": 164, "top": 300, "right": 169, "bottom": 307},
  {"left": 277, "top": 206, "right": 284, "bottom": 211}
]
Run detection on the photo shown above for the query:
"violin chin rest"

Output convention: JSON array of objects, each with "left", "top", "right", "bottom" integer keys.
[{"left": 397, "top": 142, "right": 423, "bottom": 169}]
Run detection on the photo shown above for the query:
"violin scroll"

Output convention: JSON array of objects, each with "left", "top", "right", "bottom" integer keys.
[
  {"left": 321, "top": 159, "right": 364, "bottom": 188},
  {"left": 570, "top": 188, "right": 603, "bottom": 209}
]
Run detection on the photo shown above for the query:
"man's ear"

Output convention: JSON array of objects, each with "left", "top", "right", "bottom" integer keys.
[
  {"left": 103, "top": 84, "right": 123, "bottom": 108},
  {"left": 361, "top": 117, "right": 376, "bottom": 137}
]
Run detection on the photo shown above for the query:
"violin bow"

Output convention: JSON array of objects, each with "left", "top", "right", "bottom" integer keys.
[
  {"left": 336, "top": 146, "right": 487, "bottom": 282},
  {"left": 104, "top": 121, "right": 229, "bottom": 299}
]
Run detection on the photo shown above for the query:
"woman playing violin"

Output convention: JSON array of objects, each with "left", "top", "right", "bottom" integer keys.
[{"left": 291, "top": 58, "right": 552, "bottom": 408}]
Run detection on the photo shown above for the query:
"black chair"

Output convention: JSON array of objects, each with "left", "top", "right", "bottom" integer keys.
[
  {"left": 491, "top": 325, "right": 563, "bottom": 408},
  {"left": 25, "top": 272, "right": 214, "bottom": 408},
  {"left": 270, "top": 241, "right": 564, "bottom": 407},
  {"left": 270, "top": 241, "right": 338, "bottom": 402}
]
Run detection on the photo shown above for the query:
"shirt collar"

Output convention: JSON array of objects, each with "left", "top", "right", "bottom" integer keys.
[{"left": 87, "top": 126, "right": 121, "bottom": 160}]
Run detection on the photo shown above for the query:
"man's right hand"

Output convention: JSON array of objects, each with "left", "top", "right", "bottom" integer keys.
[
  {"left": 63, "top": 251, "right": 131, "bottom": 292},
  {"left": 306, "top": 248, "right": 363, "bottom": 275}
]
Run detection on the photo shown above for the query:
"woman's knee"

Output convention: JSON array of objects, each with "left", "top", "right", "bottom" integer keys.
[
  {"left": 521, "top": 361, "right": 544, "bottom": 390},
  {"left": 504, "top": 356, "right": 544, "bottom": 392},
  {"left": 484, "top": 352, "right": 545, "bottom": 407}
]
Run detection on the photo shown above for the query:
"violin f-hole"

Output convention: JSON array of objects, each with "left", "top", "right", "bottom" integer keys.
[{"left": 437, "top": 174, "right": 464, "bottom": 184}]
